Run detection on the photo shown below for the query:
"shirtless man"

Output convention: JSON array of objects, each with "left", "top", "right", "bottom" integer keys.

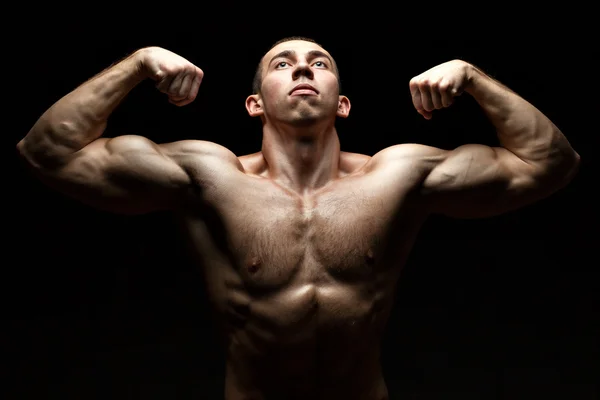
[{"left": 17, "top": 37, "right": 580, "bottom": 399}]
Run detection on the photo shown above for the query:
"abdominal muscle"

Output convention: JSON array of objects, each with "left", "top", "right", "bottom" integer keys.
[{"left": 214, "top": 262, "right": 395, "bottom": 400}]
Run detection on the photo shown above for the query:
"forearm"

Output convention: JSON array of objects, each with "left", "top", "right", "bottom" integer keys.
[
  {"left": 465, "top": 65, "right": 580, "bottom": 176},
  {"left": 18, "top": 49, "right": 147, "bottom": 166}
]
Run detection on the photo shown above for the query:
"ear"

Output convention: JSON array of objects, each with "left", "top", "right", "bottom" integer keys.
[
  {"left": 336, "top": 95, "right": 351, "bottom": 118},
  {"left": 245, "top": 94, "right": 264, "bottom": 117}
]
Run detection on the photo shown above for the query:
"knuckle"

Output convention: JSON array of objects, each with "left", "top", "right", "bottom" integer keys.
[
  {"left": 417, "top": 78, "right": 430, "bottom": 88},
  {"left": 163, "top": 65, "right": 177, "bottom": 76}
]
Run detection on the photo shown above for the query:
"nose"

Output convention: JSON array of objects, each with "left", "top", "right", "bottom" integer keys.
[{"left": 292, "top": 60, "right": 314, "bottom": 80}]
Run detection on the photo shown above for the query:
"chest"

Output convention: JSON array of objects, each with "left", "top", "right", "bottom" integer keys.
[{"left": 196, "top": 177, "right": 418, "bottom": 289}]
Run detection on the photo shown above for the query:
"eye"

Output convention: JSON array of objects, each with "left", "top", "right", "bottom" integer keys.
[
  {"left": 276, "top": 61, "right": 289, "bottom": 68},
  {"left": 314, "top": 61, "right": 327, "bottom": 68}
]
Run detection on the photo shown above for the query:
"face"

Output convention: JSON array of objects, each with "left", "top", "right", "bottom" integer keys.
[{"left": 246, "top": 40, "right": 350, "bottom": 126}]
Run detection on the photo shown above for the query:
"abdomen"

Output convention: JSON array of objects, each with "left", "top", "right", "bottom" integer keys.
[{"left": 222, "top": 271, "right": 394, "bottom": 392}]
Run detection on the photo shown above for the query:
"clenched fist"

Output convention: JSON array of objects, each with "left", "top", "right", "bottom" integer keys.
[
  {"left": 138, "top": 47, "right": 204, "bottom": 106},
  {"left": 409, "top": 60, "right": 473, "bottom": 120}
]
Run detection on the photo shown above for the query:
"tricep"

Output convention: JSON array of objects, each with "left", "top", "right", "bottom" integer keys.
[{"left": 27, "top": 135, "right": 193, "bottom": 215}]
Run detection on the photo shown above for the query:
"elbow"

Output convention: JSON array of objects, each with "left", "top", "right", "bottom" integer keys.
[
  {"left": 564, "top": 150, "right": 581, "bottom": 184},
  {"left": 562, "top": 148, "right": 581, "bottom": 178},
  {"left": 16, "top": 134, "right": 67, "bottom": 172},
  {"left": 573, "top": 150, "right": 581, "bottom": 167},
  {"left": 529, "top": 149, "right": 580, "bottom": 194},
  {"left": 544, "top": 150, "right": 581, "bottom": 190},
  {"left": 16, "top": 137, "right": 38, "bottom": 168},
  {"left": 16, "top": 138, "right": 25, "bottom": 158}
]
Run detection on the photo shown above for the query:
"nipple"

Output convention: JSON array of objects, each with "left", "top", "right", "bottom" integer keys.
[
  {"left": 365, "top": 249, "right": 376, "bottom": 265},
  {"left": 247, "top": 257, "right": 261, "bottom": 274}
]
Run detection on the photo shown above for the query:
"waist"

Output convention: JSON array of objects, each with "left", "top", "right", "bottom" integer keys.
[{"left": 225, "top": 342, "right": 387, "bottom": 400}]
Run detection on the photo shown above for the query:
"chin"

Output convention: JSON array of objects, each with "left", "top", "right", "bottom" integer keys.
[
  {"left": 289, "top": 114, "right": 322, "bottom": 127},
  {"left": 291, "top": 106, "right": 329, "bottom": 124}
]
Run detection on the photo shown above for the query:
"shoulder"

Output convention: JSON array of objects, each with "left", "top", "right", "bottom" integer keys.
[
  {"left": 336, "top": 145, "right": 450, "bottom": 178},
  {"left": 159, "top": 139, "right": 244, "bottom": 172},
  {"left": 365, "top": 143, "right": 450, "bottom": 172},
  {"left": 368, "top": 143, "right": 449, "bottom": 169},
  {"left": 360, "top": 143, "right": 451, "bottom": 186},
  {"left": 339, "top": 151, "right": 371, "bottom": 175}
]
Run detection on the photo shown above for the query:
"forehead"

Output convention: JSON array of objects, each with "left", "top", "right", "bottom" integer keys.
[{"left": 262, "top": 40, "right": 331, "bottom": 67}]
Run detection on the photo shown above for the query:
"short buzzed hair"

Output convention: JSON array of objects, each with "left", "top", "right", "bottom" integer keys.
[{"left": 252, "top": 36, "right": 341, "bottom": 95}]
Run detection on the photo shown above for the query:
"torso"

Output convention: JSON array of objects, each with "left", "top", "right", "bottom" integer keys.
[{"left": 176, "top": 150, "right": 431, "bottom": 400}]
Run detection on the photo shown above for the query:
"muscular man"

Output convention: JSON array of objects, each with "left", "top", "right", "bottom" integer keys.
[{"left": 17, "top": 37, "right": 580, "bottom": 399}]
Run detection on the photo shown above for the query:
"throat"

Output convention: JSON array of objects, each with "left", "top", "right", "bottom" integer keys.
[{"left": 261, "top": 125, "right": 342, "bottom": 194}]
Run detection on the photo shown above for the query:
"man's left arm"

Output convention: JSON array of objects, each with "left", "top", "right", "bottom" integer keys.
[{"left": 409, "top": 60, "right": 580, "bottom": 218}]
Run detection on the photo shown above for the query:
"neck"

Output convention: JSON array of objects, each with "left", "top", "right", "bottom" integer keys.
[{"left": 260, "top": 121, "right": 341, "bottom": 195}]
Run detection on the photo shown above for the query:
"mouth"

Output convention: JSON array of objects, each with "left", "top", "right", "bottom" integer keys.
[{"left": 289, "top": 84, "right": 319, "bottom": 96}]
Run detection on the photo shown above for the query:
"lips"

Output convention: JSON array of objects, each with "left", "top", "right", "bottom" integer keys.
[{"left": 289, "top": 84, "right": 318, "bottom": 95}]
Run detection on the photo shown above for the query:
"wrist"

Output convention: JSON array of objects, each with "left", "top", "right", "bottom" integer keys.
[
  {"left": 464, "top": 63, "right": 494, "bottom": 97},
  {"left": 123, "top": 48, "right": 152, "bottom": 81},
  {"left": 463, "top": 62, "right": 480, "bottom": 93}
]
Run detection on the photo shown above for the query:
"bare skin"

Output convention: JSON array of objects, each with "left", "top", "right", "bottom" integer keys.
[{"left": 17, "top": 41, "right": 580, "bottom": 399}]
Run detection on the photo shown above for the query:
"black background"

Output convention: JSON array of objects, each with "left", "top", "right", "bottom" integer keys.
[{"left": 5, "top": 11, "right": 599, "bottom": 400}]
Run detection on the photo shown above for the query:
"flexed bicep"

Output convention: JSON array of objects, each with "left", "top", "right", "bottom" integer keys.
[
  {"left": 421, "top": 144, "right": 544, "bottom": 218},
  {"left": 371, "top": 143, "right": 545, "bottom": 219},
  {"left": 38, "top": 135, "right": 192, "bottom": 214}
]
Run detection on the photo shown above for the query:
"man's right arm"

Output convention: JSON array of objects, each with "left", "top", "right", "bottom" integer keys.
[{"left": 16, "top": 47, "right": 214, "bottom": 214}]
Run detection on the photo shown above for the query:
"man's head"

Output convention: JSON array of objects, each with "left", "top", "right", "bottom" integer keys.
[{"left": 245, "top": 36, "right": 350, "bottom": 127}]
